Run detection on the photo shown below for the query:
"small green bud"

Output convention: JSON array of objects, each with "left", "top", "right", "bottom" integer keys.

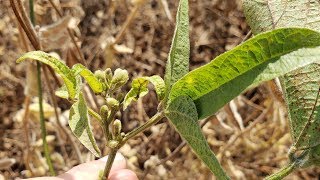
[
  {"left": 107, "top": 140, "right": 119, "bottom": 148},
  {"left": 111, "top": 68, "right": 129, "bottom": 89},
  {"left": 94, "top": 70, "right": 105, "bottom": 81},
  {"left": 105, "top": 68, "right": 113, "bottom": 83},
  {"left": 106, "top": 97, "right": 119, "bottom": 109},
  {"left": 113, "top": 119, "right": 122, "bottom": 138},
  {"left": 121, "top": 132, "right": 125, "bottom": 138},
  {"left": 100, "top": 105, "right": 109, "bottom": 121}
]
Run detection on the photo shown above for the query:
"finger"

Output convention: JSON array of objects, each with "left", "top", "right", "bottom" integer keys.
[
  {"left": 58, "top": 153, "right": 126, "bottom": 180},
  {"left": 109, "top": 169, "right": 139, "bottom": 180}
]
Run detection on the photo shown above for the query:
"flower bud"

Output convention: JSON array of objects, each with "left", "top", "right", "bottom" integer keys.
[
  {"left": 107, "top": 140, "right": 119, "bottom": 148},
  {"left": 106, "top": 97, "right": 119, "bottom": 110},
  {"left": 111, "top": 68, "right": 129, "bottom": 89},
  {"left": 113, "top": 119, "right": 122, "bottom": 138},
  {"left": 94, "top": 70, "right": 105, "bottom": 81},
  {"left": 100, "top": 105, "right": 109, "bottom": 121}
]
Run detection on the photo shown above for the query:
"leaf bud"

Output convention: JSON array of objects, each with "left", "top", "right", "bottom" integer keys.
[
  {"left": 94, "top": 70, "right": 105, "bottom": 81},
  {"left": 106, "top": 97, "right": 119, "bottom": 109},
  {"left": 113, "top": 119, "right": 122, "bottom": 138},
  {"left": 107, "top": 140, "right": 119, "bottom": 149},
  {"left": 100, "top": 105, "right": 109, "bottom": 121},
  {"left": 111, "top": 68, "right": 129, "bottom": 89}
]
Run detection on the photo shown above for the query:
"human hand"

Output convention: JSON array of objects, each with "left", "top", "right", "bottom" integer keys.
[{"left": 27, "top": 153, "right": 138, "bottom": 180}]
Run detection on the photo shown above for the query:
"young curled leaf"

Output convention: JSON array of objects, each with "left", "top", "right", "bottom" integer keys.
[
  {"left": 16, "top": 51, "right": 77, "bottom": 99},
  {"left": 111, "top": 68, "right": 129, "bottom": 90},
  {"left": 69, "top": 92, "right": 101, "bottom": 157},
  {"left": 72, "top": 64, "right": 104, "bottom": 93},
  {"left": 123, "top": 75, "right": 165, "bottom": 110}
]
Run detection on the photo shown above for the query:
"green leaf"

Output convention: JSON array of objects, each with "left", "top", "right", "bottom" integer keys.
[
  {"left": 16, "top": 51, "right": 77, "bottom": 99},
  {"left": 281, "top": 64, "right": 320, "bottom": 150},
  {"left": 69, "top": 92, "right": 101, "bottom": 157},
  {"left": 165, "top": 96, "right": 230, "bottom": 180},
  {"left": 169, "top": 28, "right": 320, "bottom": 120},
  {"left": 72, "top": 64, "right": 104, "bottom": 93},
  {"left": 243, "top": 0, "right": 320, "bottom": 166},
  {"left": 123, "top": 75, "right": 165, "bottom": 110},
  {"left": 55, "top": 84, "right": 69, "bottom": 99},
  {"left": 164, "top": 0, "right": 189, "bottom": 101},
  {"left": 243, "top": 0, "right": 320, "bottom": 34}
]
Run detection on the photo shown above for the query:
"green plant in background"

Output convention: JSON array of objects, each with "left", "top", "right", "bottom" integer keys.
[{"left": 16, "top": 0, "right": 320, "bottom": 179}]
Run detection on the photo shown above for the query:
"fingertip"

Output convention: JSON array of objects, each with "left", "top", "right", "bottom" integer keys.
[{"left": 109, "top": 169, "right": 138, "bottom": 180}]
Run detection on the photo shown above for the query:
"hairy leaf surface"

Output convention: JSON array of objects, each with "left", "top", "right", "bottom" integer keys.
[
  {"left": 72, "top": 64, "right": 104, "bottom": 93},
  {"left": 165, "top": 96, "right": 229, "bottom": 180},
  {"left": 169, "top": 28, "right": 320, "bottom": 120},
  {"left": 123, "top": 75, "right": 165, "bottom": 110},
  {"left": 69, "top": 92, "right": 101, "bottom": 157},
  {"left": 164, "top": 0, "right": 189, "bottom": 101},
  {"left": 17, "top": 51, "right": 77, "bottom": 99},
  {"left": 243, "top": 0, "right": 320, "bottom": 156}
]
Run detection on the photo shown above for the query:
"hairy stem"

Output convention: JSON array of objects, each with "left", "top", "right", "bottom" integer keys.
[
  {"left": 120, "top": 111, "right": 165, "bottom": 146},
  {"left": 29, "top": 0, "right": 55, "bottom": 175},
  {"left": 37, "top": 63, "right": 56, "bottom": 175},
  {"left": 102, "top": 148, "right": 118, "bottom": 180},
  {"left": 265, "top": 162, "right": 297, "bottom": 180}
]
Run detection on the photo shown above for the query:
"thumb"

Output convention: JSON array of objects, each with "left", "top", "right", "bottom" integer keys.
[{"left": 58, "top": 153, "right": 137, "bottom": 180}]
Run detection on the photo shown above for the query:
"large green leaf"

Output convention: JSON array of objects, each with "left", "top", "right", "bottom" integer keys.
[
  {"left": 72, "top": 64, "right": 104, "bottom": 93},
  {"left": 281, "top": 64, "right": 320, "bottom": 150},
  {"left": 123, "top": 75, "right": 165, "bottom": 110},
  {"left": 69, "top": 92, "right": 101, "bottom": 157},
  {"left": 243, "top": 0, "right": 320, "bottom": 34},
  {"left": 169, "top": 28, "right": 320, "bottom": 120},
  {"left": 164, "top": 0, "right": 189, "bottom": 101},
  {"left": 165, "top": 96, "right": 230, "bottom": 179},
  {"left": 17, "top": 51, "right": 77, "bottom": 99},
  {"left": 243, "top": 0, "right": 320, "bottom": 166},
  {"left": 163, "top": 1, "right": 229, "bottom": 177}
]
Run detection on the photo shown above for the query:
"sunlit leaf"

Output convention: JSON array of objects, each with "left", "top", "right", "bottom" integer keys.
[
  {"left": 69, "top": 92, "right": 101, "bottom": 157},
  {"left": 164, "top": 0, "right": 189, "bottom": 102},
  {"left": 165, "top": 96, "right": 230, "bottom": 179},
  {"left": 72, "top": 64, "right": 104, "bottom": 93},
  {"left": 17, "top": 51, "right": 77, "bottom": 99},
  {"left": 243, "top": 0, "right": 320, "bottom": 167},
  {"left": 123, "top": 75, "right": 165, "bottom": 110},
  {"left": 169, "top": 28, "right": 320, "bottom": 120}
]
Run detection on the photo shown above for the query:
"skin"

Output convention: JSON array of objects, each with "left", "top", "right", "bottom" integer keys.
[{"left": 26, "top": 153, "right": 138, "bottom": 180}]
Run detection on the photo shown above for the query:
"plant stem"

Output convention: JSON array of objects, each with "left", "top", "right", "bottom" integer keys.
[
  {"left": 120, "top": 112, "right": 165, "bottom": 146},
  {"left": 29, "top": 0, "right": 55, "bottom": 175},
  {"left": 101, "top": 111, "right": 164, "bottom": 179},
  {"left": 102, "top": 148, "right": 117, "bottom": 180},
  {"left": 36, "top": 63, "right": 56, "bottom": 175},
  {"left": 265, "top": 162, "right": 297, "bottom": 180}
]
